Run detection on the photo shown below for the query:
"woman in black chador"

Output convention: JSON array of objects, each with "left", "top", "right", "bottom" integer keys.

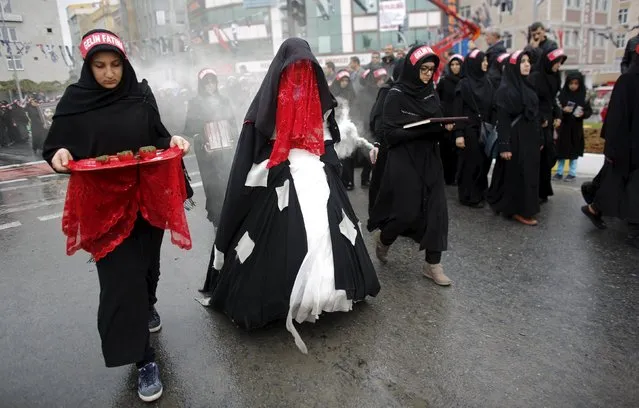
[
  {"left": 487, "top": 50, "right": 542, "bottom": 226},
  {"left": 368, "top": 45, "right": 452, "bottom": 286},
  {"left": 184, "top": 68, "right": 237, "bottom": 225},
  {"left": 199, "top": 38, "right": 380, "bottom": 354},
  {"left": 437, "top": 54, "right": 463, "bottom": 186},
  {"left": 487, "top": 52, "right": 510, "bottom": 90},
  {"left": 329, "top": 69, "right": 357, "bottom": 189},
  {"left": 555, "top": 71, "right": 592, "bottom": 182},
  {"left": 42, "top": 29, "right": 191, "bottom": 403},
  {"left": 453, "top": 49, "right": 494, "bottom": 207},
  {"left": 529, "top": 47, "right": 567, "bottom": 203},
  {"left": 581, "top": 51, "right": 639, "bottom": 248},
  {"left": 368, "top": 60, "right": 404, "bottom": 221}
]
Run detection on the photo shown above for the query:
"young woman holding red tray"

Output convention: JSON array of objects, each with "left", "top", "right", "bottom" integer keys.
[{"left": 42, "top": 29, "right": 190, "bottom": 403}]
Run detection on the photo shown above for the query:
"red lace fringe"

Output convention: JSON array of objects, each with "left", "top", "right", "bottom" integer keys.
[
  {"left": 62, "top": 154, "right": 192, "bottom": 261},
  {"left": 267, "top": 60, "right": 325, "bottom": 168}
]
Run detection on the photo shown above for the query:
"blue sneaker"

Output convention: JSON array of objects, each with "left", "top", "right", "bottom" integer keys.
[
  {"left": 148, "top": 306, "right": 161, "bottom": 333},
  {"left": 137, "top": 362, "right": 163, "bottom": 402}
]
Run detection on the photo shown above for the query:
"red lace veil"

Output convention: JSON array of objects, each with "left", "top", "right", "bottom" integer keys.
[{"left": 267, "top": 60, "right": 325, "bottom": 168}]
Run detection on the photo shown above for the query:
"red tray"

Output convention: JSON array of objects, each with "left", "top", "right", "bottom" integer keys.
[{"left": 67, "top": 147, "right": 182, "bottom": 172}]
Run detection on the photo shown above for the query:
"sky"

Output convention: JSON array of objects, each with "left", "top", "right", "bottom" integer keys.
[{"left": 57, "top": 0, "right": 89, "bottom": 46}]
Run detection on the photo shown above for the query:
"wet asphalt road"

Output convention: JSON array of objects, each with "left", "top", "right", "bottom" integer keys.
[{"left": 0, "top": 156, "right": 637, "bottom": 408}]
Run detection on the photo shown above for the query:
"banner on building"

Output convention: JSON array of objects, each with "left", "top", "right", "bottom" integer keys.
[
  {"left": 243, "top": 0, "right": 274, "bottom": 9},
  {"left": 379, "top": 0, "right": 406, "bottom": 32}
]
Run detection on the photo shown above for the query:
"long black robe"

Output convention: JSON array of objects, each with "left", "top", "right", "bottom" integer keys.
[
  {"left": 556, "top": 71, "right": 593, "bottom": 160},
  {"left": 42, "top": 29, "right": 177, "bottom": 368},
  {"left": 487, "top": 51, "right": 542, "bottom": 219},
  {"left": 437, "top": 57, "right": 462, "bottom": 185},
  {"left": 592, "top": 66, "right": 639, "bottom": 224},
  {"left": 368, "top": 45, "right": 448, "bottom": 253},
  {"left": 453, "top": 51, "right": 493, "bottom": 206},
  {"left": 200, "top": 38, "right": 379, "bottom": 334},
  {"left": 26, "top": 102, "right": 47, "bottom": 153},
  {"left": 529, "top": 48, "right": 563, "bottom": 200},
  {"left": 184, "top": 77, "right": 237, "bottom": 225}
]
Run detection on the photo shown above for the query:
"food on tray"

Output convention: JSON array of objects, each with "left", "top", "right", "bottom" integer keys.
[
  {"left": 117, "top": 150, "right": 135, "bottom": 161},
  {"left": 139, "top": 146, "right": 157, "bottom": 160},
  {"left": 95, "top": 155, "right": 110, "bottom": 164}
]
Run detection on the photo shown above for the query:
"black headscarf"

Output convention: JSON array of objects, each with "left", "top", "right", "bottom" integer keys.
[
  {"left": 558, "top": 70, "right": 586, "bottom": 107},
  {"left": 533, "top": 47, "right": 566, "bottom": 103},
  {"left": 329, "top": 69, "right": 356, "bottom": 102},
  {"left": 197, "top": 68, "right": 218, "bottom": 96},
  {"left": 386, "top": 45, "right": 443, "bottom": 127},
  {"left": 395, "top": 44, "right": 440, "bottom": 100},
  {"left": 54, "top": 29, "right": 149, "bottom": 118},
  {"left": 457, "top": 49, "right": 492, "bottom": 111},
  {"left": 495, "top": 50, "right": 539, "bottom": 121},
  {"left": 444, "top": 54, "right": 463, "bottom": 85},
  {"left": 245, "top": 38, "right": 336, "bottom": 140}
]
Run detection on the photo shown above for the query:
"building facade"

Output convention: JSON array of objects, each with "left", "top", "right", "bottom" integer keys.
[
  {"left": 0, "top": 0, "right": 70, "bottom": 84},
  {"left": 186, "top": 0, "right": 443, "bottom": 73},
  {"left": 457, "top": 0, "right": 637, "bottom": 85}
]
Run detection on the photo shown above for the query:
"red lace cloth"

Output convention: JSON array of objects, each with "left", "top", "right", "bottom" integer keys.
[
  {"left": 268, "top": 60, "right": 325, "bottom": 168},
  {"left": 62, "top": 151, "right": 192, "bottom": 261}
]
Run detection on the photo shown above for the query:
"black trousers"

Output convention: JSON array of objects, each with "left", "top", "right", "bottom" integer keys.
[
  {"left": 96, "top": 217, "right": 163, "bottom": 368},
  {"left": 380, "top": 222, "right": 442, "bottom": 264},
  {"left": 340, "top": 156, "right": 355, "bottom": 187}
]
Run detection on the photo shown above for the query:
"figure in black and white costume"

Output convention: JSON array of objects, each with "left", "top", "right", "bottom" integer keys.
[{"left": 199, "top": 38, "right": 380, "bottom": 353}]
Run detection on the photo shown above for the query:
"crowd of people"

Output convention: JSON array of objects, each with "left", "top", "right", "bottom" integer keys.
[
  {"left": 0, "top": 96, "right": 49, "bottom": 154},
  {"left": 40, "top": 25, "right": 637, "bottom": 403}
]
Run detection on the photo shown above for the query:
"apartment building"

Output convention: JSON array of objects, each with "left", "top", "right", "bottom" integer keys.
[
  {"left": 0, "top": 0, "right": 69, "bottom": 83},
  {"left": 458, "top": 0, "right": 636, "bottom": 84}
]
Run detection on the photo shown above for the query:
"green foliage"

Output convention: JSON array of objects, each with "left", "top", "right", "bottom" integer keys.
[{"left": 0, "top": 78, "right": 75, "bottom": 94}]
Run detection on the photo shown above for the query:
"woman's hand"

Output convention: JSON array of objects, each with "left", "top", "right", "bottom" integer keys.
[
  {"left": 541, "top": 120, "right": 549, "bottom": 128},
  {"left": 445, "top": 123, "right": 455, "bottom": 132},
  {"left": 563, "top": 106, "right": 574, "bottom": 113},
  {"left": 500, "top": 151, "right": 512, "bottom": 160},
  {"left": 455, "top": 137, "right": 465, "bottom": 149},
  {"left": 369, "top": 147, "right": 379, "bottom": 164},
  {"left": 51, "top": 148, "right": 73, "bottom": 173},
  {"left": 553, "top": 118, "right": 562, "bottom": 128},
  {"left": 170, "top": 135, "right": 191, "bottom": 155}
]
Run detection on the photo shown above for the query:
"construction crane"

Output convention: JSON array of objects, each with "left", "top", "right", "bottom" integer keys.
[{"left": 427, "top": 0, "right": 481, "bottom": 56}]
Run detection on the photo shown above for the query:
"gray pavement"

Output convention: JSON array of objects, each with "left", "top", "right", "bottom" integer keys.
[{"left": 0, "top": 158, "right": 637, "bottom": 407}]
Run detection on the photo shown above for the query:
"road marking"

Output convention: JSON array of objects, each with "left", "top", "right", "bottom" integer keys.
[
  {"left": 38, "top": 212, "right": 63, "bottom": 221},
  {"left": 189, "top": 171, "right": 200, "bottom": 176},
  {"left": 0, "top": 178, "right": 28, "bottom": 185},
  {"left": 0, "top": 198, "right": 65, "bottom": 215},
  {"left": 0, "top": 221, "right": 21, "bottom": 230},
  {"left": 191, "top": 181, "right": 203, "bottom": 188},
  {"left": 0, "top": 160, "right": 46, "bottom": 170},
  {"left": 38, "top": 174, "right": 60, "bottom": 179}
]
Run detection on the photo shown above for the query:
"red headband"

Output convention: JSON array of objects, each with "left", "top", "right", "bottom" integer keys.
[
  {"left": 509, "top": 50, "right": 523, "bottom": 64},
  {"left": 497, "top": 53, "right": 510, "bottom": 63},
  {"left": 373, "top": 68, "right": 388, "bottom": 78},
  {"left": 410, "top": 46, "right": 436, "bottom": 66},
  {"left": 547, "top": 48, "right": 566, "bottom": 62},
  {"left": 449, "top": 54, "right": 464, "bottom": 62},
  {"left": 80, "top": 32, "right": 126, "bottom": 60},
  {"left": 469, "top": 49, "right": 481, "bottom": 59},
  {"left": 361, "top": 69, "right": 371, "bottom": 79},
  {"left": 198, "top": 68, "right": 217, "bottom": 80},
  {"left": 336, "top": 71, "right": 350, "bottom": 81}
]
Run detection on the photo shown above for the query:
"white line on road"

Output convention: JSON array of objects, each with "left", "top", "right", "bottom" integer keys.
[
  {"left": 0, "top": 160, "right": 46, "bottom": 170},
  {"left": 189, "top": 171, "right": 200, "bottom": 176},
  {"left": 38, "top": 212, "right": 63, "bottom": 221},
  {"left": 0, "top": 178, "right": 28, "bottom": 185},
  {"left": 191, "top": 181, "right": 203, "bottom": 188},
  {"left": 0, "top": 198, "right": 65, "bottom": 215},
  {"left": 0, "top": 221, "right": 21, "bottom": 230},
  {"left": 38, "top": 174, "right": 60, "bottom": 179}
]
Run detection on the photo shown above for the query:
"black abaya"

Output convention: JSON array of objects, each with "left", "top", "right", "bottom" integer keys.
[{"left": 437, "top": 58, "right": 462, "bottom": 185}]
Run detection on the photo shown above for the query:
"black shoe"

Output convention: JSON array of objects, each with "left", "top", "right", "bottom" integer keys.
[
  {"left": 564, "top": 175, "right": 577, "bottom": 182},
  {"left": 581, "top": 205, "right": 607, "bottom": 230},
  {"left": 138, "top": 362, "right": 163, "bottom": 402},
  {"left": 149, "top": 307, "right": 162, "bottom": 333},
  {"left": 553, "top": 174, "right": 563, "bottom": 181},
  {"left": 361, "top": 180, "right": 370, "bottom": 188},
  {"left": 346, "top": 183, "right": 354, "bottom": 191},
  {"left": 581, "top": 181, "right": 595, "bottom": 204},
  {"left": 539, "top": 197, "right": 549, "bottom": 204}
]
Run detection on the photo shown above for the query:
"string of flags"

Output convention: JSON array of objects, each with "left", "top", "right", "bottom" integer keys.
[{"left": 0, "top": 40, "right": 76, "bottom": 67}]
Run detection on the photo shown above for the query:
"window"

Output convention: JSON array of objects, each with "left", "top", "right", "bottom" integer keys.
[
  {"left": 616, "top": 33, "right": 626, "bottom": 48},
  {"left": 618, "top": 8, "right": 628, "bottom": 24},
  {"left": 6, "top": 56, "right": 23, "bottom": 71},
  {"left": 566, "top": 0, "right": 581, "bottom": 9},
  {"left": 1, "top": 0, "right": 11, "bottom": 13},
  {"left": 46, "top": 28, "right": 53, "bottom": 33},
  {"left": 0, "top": 27, "right": 17, "bottom": 41},
  {"left": 597, "top": 33, "right": 605, "bottom": 47},
  {"left": 503, "top": 32, "right": 513, "bottom": 49},
  {"left": 459, "top": 6, "right": 471, "bottom": 19},
  {"left": 565, "top": 30, "right": 579, "bottom": 47},
  {"left": 595, "top": 0, "right": 608, "bottom": 12}
]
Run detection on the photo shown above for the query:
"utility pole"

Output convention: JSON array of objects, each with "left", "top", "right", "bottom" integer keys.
[{"left": 0, "top": 3, "right": 22, "bottom": 100}]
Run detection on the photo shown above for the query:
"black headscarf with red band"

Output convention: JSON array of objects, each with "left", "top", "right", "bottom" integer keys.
[{"left": 54, "top": 29, "right": 150, "bottom": 118}]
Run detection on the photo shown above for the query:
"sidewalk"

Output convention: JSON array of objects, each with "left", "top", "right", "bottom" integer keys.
[{"left": 553, "top": 153, "right": 604, "bottom": 177}]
